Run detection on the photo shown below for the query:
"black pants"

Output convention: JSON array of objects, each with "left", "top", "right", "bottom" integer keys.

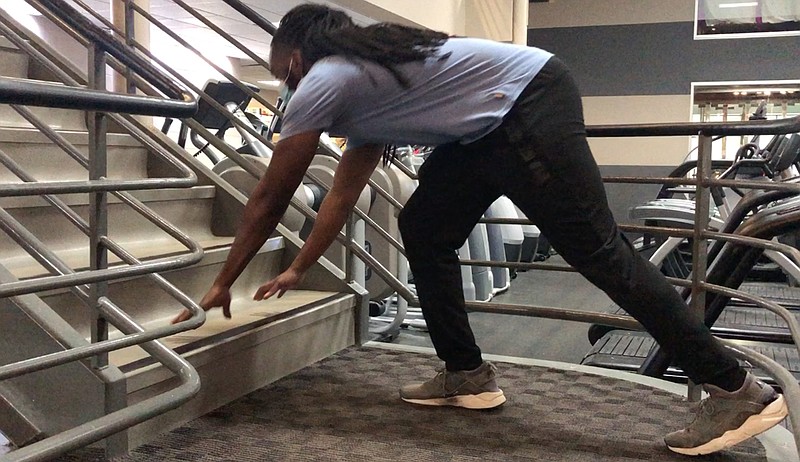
[{"left": 397, "top": 57, "right": 741, "bottom": 386}]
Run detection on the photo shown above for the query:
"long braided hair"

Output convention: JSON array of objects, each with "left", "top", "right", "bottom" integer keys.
[{"left": 273, "top": 3, "right": 449, "bottom": 163}]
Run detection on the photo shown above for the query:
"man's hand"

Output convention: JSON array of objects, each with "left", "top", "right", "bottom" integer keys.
[
  {"left": 253, "top": 267, "right": 305, "bottom": 301},
  {"left": 172, "top": 284, "right": 233, "bottom": 324}
]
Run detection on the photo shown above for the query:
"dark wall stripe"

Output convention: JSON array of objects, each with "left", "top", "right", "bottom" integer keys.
[{"left": 529, "top": 22, "right": 800, "bottom": 96}]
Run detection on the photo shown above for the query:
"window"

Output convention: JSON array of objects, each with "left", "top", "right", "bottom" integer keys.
[
  {"left": 696, "top": 0, "right": 800, "bottom": 38},
  {"left": 691, "top": 81, "right": 800, "bottom": 159}
]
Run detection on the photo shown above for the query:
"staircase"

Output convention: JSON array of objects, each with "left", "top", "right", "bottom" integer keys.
[{"left": 0, "top": 12, "right": 364, "bottom": 460}]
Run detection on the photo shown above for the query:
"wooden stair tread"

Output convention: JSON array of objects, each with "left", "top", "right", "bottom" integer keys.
[
  {"left": 108, "top": 290, "right": 342, "bottom": 367},
  {"left": 4, "top": 234, "right": 235, "bottom": 280}
]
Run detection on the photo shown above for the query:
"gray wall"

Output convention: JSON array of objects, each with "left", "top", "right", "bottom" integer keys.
[
  {"left": 528, "top": 22, "right": 800, "bottom": 97},
  {"left": 526, "top": 7, "right": 800, "bottom": 226}
]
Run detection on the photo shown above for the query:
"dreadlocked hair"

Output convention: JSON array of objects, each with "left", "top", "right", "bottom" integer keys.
[{"left": 273, "top": 4, "right": 449, "bottom": 89}]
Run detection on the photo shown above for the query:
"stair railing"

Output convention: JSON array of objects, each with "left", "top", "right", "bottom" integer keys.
[
  {"left": 0, "top": 1, "right": 217, "bottom": 460},
  {"left": 51, "top": 0, "right": 408, "bottom": 338}
]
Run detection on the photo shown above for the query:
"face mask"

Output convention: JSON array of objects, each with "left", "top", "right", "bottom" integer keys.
[{"left": 279, "top": 84, "right": 294, "bottom": 109}]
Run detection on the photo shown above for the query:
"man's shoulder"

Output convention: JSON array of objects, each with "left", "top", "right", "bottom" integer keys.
[{"left": 307, "top": 56, "right": 368, "bottom": 81}]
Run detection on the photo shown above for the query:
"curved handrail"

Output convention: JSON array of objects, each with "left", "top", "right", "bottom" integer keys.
[{"left": 3, "top": 297, "right": 202, "bottom": 462}]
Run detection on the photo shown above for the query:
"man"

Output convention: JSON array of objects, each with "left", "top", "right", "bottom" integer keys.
[{"left": 174, "top": 3, "right": 788, "bottom": 455}]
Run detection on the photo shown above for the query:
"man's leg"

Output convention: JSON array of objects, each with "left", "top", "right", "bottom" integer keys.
[
  {"left": 396, "top": 143, "right": 506, "bottom": 409},
  {"left": 493, "top": 57, "right": 741, "bottom": 386},
  {"left": 492, "top": 57, "right": 786, "bottom": 455},
  {"left": 397, "top": 143, "right": 500, "bottom": 371}
]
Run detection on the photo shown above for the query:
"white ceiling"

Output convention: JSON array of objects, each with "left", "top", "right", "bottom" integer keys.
[
  {"left": 0, "top": 1, "right": 385, "bottom": 88},
  {"left": 49, "top": 0, "right": 381, "bottom": 86},
  {"left": 66, "top": 0, "right": 377, "bottom": 58}
]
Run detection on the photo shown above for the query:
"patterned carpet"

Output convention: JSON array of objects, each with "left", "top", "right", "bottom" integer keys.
[{"left": 54, "top": 347, "right": 767, "bottom": 462}]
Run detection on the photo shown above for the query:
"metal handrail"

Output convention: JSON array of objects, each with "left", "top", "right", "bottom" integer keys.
[
  {"left": 3, "top": 297, "right": 201, "bottom": 462},
  {"left": 0, "top": 77, "right": 195, "bottom": 117},
  {"left": 587, "top": 115, "right": 800, "bottom": 137},
  {"left": 0, "top": 7, "right": 205, "bottom": 308},
  {"left": 34, "top": 0, "right": 191, "bottom": 101},
  {"left": 0, "top": 3, "right": 212, "bottom": 460},
  {"left": 0, "top": 1, "right": 197, "bottom": 117},
  {"left": 220, "top": 0, "right": 276, "bottom": 35},
  {"left": 0, "top": 214, "right": 205, "bottom": 381},
  {"left": 0, "top": 17, "right": 199, "bottom": 191}
]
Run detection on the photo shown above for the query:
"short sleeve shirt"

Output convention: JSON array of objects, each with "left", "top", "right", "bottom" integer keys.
[{"left": 279, "top": 37, "right": 553, "bottom": 148}]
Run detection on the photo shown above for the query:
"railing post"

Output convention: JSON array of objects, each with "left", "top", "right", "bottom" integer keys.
[
  {"left": 87, "top": 43, "right": 110, "bottom": 369},
  {"left": 344, "top": 213, "right": 358, "bottom": 284},
  {"left": 89, "top": 40, "right": 132, "bottom": 459},
  {"left": 345, "top": 213, "right": 370, "bottom": 343},
  {"left": 124, "top": 0, "right": 136, "bottom": 95},
  {"left": 687, "top": 132, "right": 714, "bottom": 401}
]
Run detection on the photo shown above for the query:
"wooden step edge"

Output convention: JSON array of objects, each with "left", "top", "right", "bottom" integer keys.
[
  {"left": 123, "top": 294, "right": 357, "bottom": 451},
  {"left": 0, "top": 126, "right": 142, "bottom": 146},
  {"left": 0, "top": 185, "right": 216, "bottom": 210},
  {"left": 8, "top": 236, "right": 282, "bottom": 296},
  {"left": 120, "top": 291, "right": 356, "bottom": 391}
]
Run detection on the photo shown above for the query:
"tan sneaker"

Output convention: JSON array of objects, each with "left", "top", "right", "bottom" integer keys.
[
  {"left": 665, "top": 372, "right": 788, "bottom": 456},
  {"left": 399, "top": 361, "right": 506, "bottom": 410}
]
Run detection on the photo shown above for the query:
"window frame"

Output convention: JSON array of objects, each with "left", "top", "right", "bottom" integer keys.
[{"left": 694, "top": 0, "right": 800, "bottom": 40}]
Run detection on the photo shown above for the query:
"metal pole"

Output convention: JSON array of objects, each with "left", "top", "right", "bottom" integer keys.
[
  {"left": 87, "top": 43, "right": 109, "bottom": 369},
  {"left": 344, "top": 213, "right": 355, "bottom": 284},
  {"left": 687, "top": 132, "right": 714, "bottom": 401},
  {"left": 692, "top": 134, "right": 712, "bottom": 318},
  {"left": 124, "top": 0, "right": 136, "bottom": 94}
]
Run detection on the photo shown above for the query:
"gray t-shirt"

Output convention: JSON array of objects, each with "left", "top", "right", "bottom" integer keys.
[{"left": 279, "top": 37, "right": 553, "bottom": 148}]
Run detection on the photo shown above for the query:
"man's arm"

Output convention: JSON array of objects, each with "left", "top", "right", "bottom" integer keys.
[
  {"left": 172, "top": 130, "right": 322, "bottom": 323},
  {"left": 253, "top": 143, "right": 384, "bottom": 300}
]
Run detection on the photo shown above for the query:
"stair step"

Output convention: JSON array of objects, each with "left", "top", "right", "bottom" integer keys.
[
  {"left": 0, "top": 127, "right": 148, "bottom": 182},
  {"left": 37, "top": 239, "right": 285, "bottom": 338},
  {"left": 0, "top": 186, "right": 223, "bottom": 280},
  {"left": 0, "top": 103, "right": 86, "bottom": 131},
  {"left": 1, "top": 247, "right": 360, "bottom": 453},
  {"left": 0, "top": 38, "right": 28, "bottom": 79},
  {"left": 109, "top": 289, "right": 342, "bottom": 369},
  {"left": 125, "top": 290, "right": 357, "bottom": 451}
]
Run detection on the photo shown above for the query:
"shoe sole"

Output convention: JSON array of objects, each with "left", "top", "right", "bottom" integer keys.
[
  {"left": 401, "top": 390, "right": 506, "bottom": 410},
  {"left": 667, "top": 394, "right": 788, "bottom": 456}
]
